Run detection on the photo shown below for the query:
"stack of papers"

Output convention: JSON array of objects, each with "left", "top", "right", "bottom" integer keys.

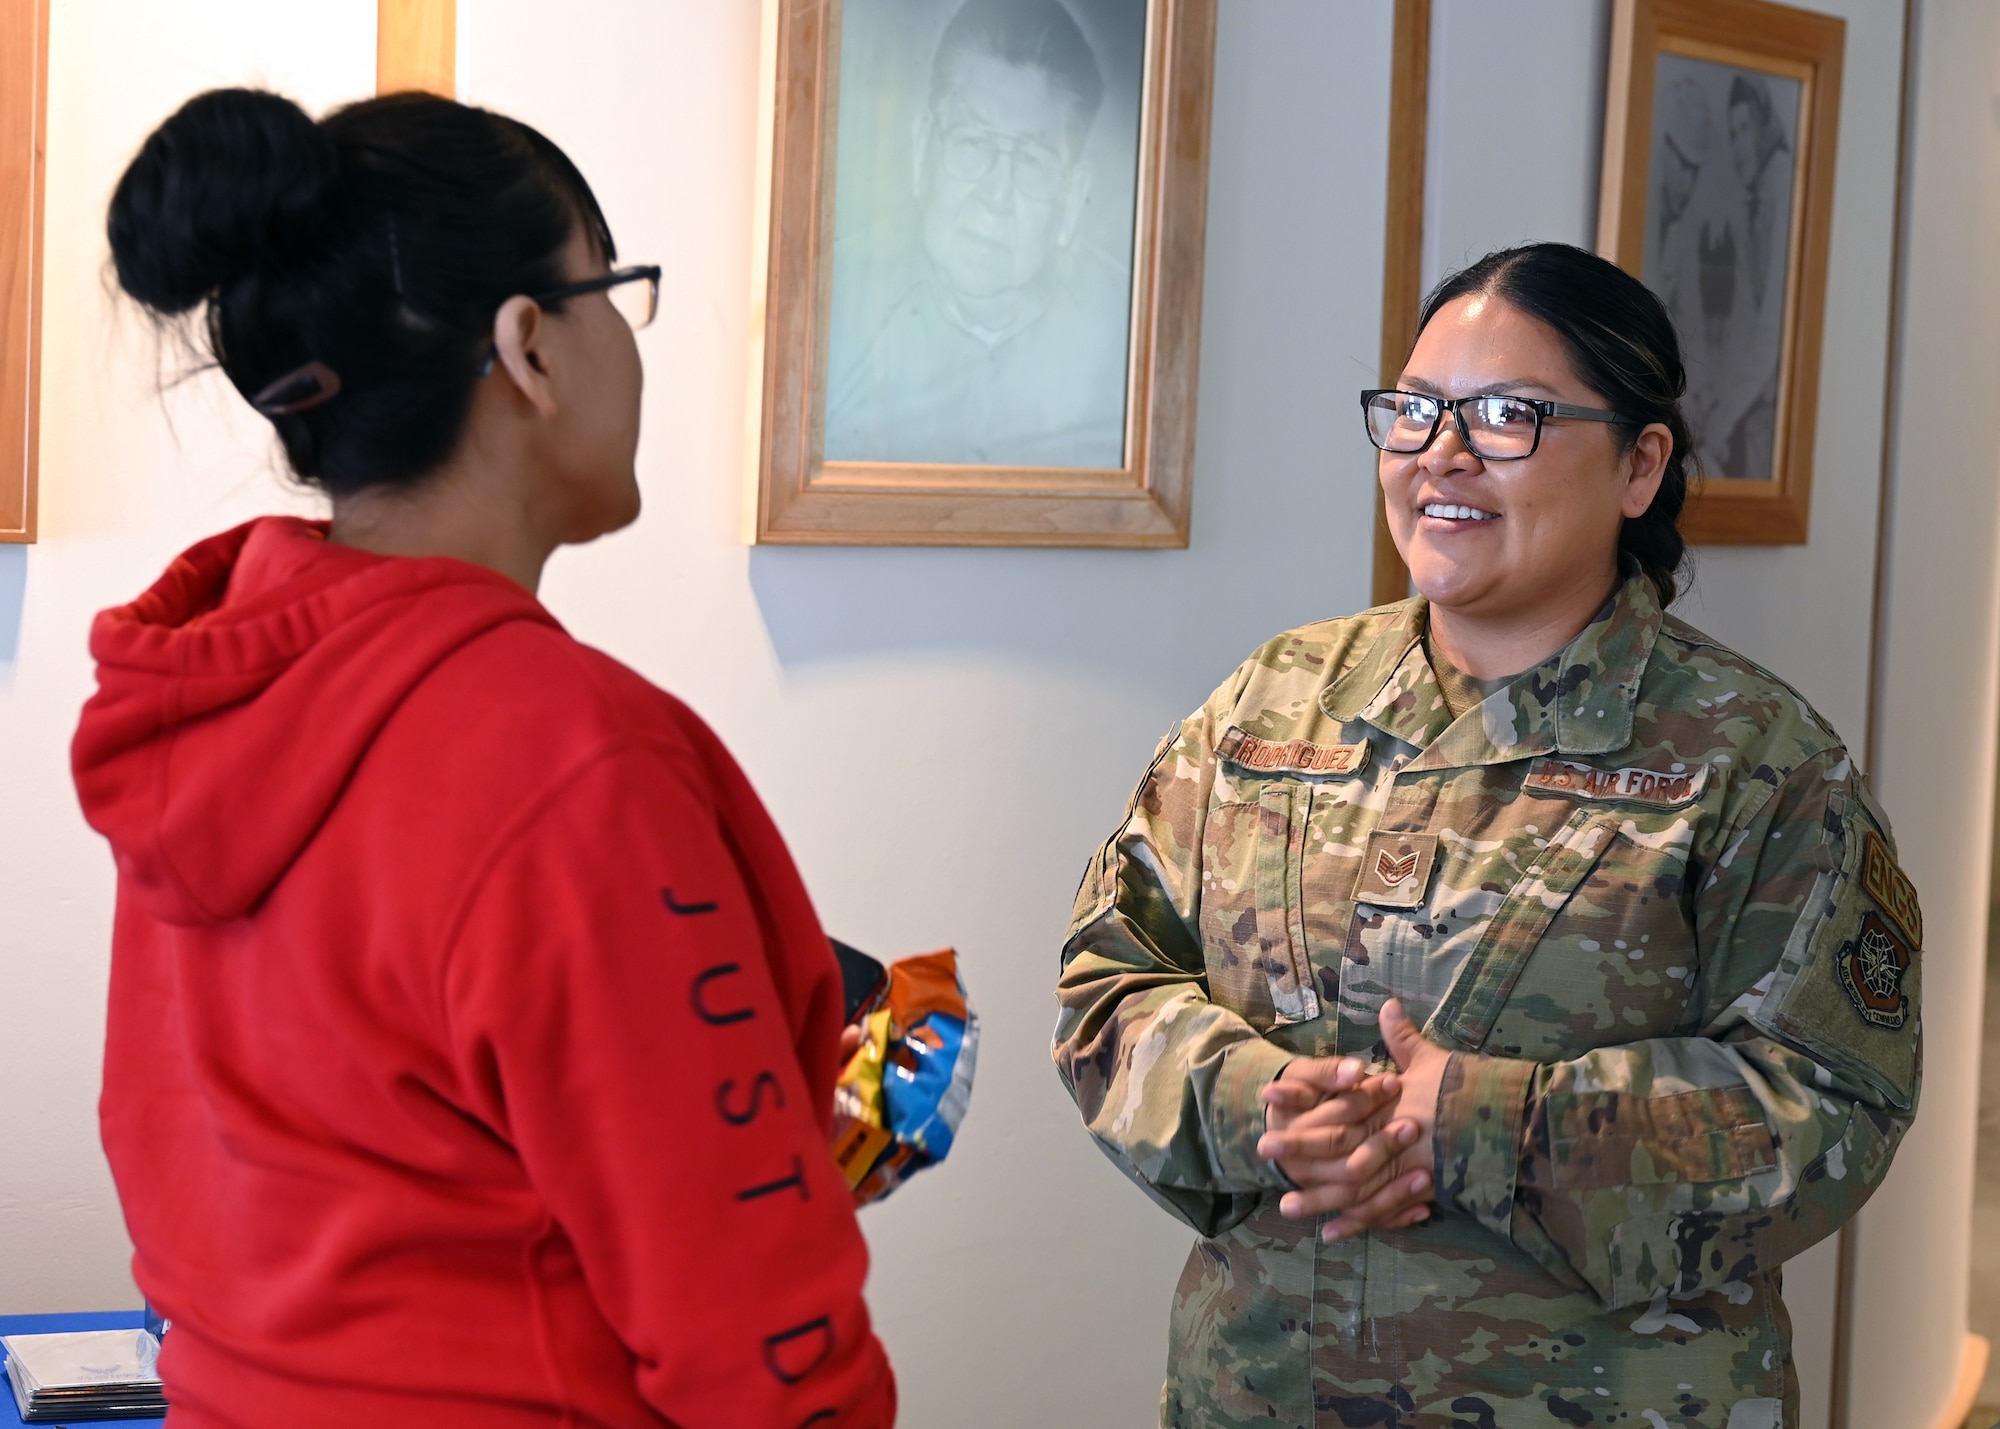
[{"left": 1, "top": 1329, "right": 165, "bottom": 1421}]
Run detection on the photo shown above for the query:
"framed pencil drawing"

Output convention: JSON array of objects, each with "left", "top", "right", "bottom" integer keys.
[
  {"left": 1, "top": 0, "right": 48, "bottom": 543},
  {"left": 749, "top": 0, "right": 1216, "bottom": 546},
  {"left": 1597, "top": 0, "right": 1843, "bottom": 546}
]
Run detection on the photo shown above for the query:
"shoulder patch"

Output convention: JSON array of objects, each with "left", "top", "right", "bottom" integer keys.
[
  {"left": 1837, "top": 911, "right": 1914, "bottom": 1030},
  {"left": 1217, "top": 726, "right": 1368, "bottom": 777},
  {"left": 1858, "top": 831, "right": 1923, "bottom": 947},
  {"left": 1522, "top": 757, "right": 1708, "bottom": 808}
]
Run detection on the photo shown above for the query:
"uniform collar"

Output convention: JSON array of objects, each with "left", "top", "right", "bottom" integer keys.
[{"left": 1319, "top": 575, "right": 1665, "bottom": 768}]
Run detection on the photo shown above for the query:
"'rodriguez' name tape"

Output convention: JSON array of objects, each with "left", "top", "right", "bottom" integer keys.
[{"left": 1217, "top": 727, "right": 1369, "bottom": 776}]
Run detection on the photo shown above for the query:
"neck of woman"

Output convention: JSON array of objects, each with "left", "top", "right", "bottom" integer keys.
[
  {"left": 326, "top": 453, "right": 559, "bottom": 597},
  {"left": 1425, "top": 568, "right": 1624, "bottom": 682}
]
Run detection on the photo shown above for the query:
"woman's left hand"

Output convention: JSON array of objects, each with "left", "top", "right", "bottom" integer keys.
[
  {"left": 1257, "top": 999, "right": 1455, "bottom": 1240},
  {"left": 1372, "top": 998, "right": 1446, "bottom": 1186}
]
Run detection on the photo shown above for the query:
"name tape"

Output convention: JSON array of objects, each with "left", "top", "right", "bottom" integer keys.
[
  {"left": 1217, "top": 727, "right": 1369, "bottom": 776},
  {"left": 1522, "top": 757, "right": 1708, "bottom": 808},
  {"left": 1859, "top": 830, "right": 1923, "bottom": 947}
]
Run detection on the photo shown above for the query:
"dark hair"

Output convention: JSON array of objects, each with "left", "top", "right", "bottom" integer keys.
[
  {"left": 1726, "top": 73, "right": 1791, "bottom": 175},
  {"left": 108, "top": 88, "right": 614, "bottom": 496},
  {"left": 1727, "top": 72, "right": 1776, "bottom": 128},
  {"left": 930, "top": 0, "right": 1105, "bottom": 143},
  {"left": 1415, "top": 242, "right": 1693, "bottom": 607}
]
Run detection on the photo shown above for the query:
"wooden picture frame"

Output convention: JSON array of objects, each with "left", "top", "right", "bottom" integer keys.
[
  {"left": 1597, "top": 0, "right": 1843, "bottom": 546},
  {"left": 749, "top": 0, "right": 1217, "bottom": 547},
  {"left": 378, "top": 0, "right": 455, "bottom": 97},
  {"left": 1370, "top": 0, "right": 1429, "bottom": 607},
  {"left": 1, "top": 0, "right": 48, "bottom": 544}
]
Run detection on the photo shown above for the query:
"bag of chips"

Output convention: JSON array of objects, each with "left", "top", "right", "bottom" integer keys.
[{"left": 828, "top": 945, "right": 977, "bottom": 1206}]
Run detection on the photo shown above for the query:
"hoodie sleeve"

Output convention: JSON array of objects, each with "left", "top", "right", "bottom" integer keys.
[{"left": 441, "top": 741, "right": 895, "bottom": 1429}]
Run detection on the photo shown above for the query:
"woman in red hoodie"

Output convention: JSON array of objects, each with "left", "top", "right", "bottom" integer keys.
[{"left": 71, "top": 88, "right": 895, "bottom": 1428}]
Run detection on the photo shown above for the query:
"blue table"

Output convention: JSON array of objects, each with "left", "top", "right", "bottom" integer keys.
[{"left": 0, "top": 1312, "right": 163, "bottom": 1427}]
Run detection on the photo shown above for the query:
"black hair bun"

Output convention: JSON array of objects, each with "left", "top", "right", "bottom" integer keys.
[{"left": 108, "top": 88, "right": 341, "bottom": 315}]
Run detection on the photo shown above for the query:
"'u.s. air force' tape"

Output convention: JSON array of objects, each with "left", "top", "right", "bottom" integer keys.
[{"left": 1522, "top": 757, "right": 1708, "bottom": 808}]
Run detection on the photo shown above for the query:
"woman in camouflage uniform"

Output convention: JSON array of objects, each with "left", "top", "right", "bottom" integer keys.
[{"left": 1053, "top": 243, "right": 1919, "bottom": 1429}]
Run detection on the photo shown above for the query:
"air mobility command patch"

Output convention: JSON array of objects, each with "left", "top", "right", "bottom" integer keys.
[
  {"left": 1837, "top": 911, "right": 1913, "bottom": 1030},
  {"left": 1217, "top": 726, "right": 1369, "bottom": 776},
  {"left": 1858, "top": 831, "right": 1923, "bottom": 946}
]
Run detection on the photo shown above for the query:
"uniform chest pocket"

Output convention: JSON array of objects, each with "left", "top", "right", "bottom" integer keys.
[
  {"left": 1197, "top": 783, "right": 1322, "bottom": 1031},
  {"left": 1426, "top": 806, "right": 1699, "bottom": 1059}
]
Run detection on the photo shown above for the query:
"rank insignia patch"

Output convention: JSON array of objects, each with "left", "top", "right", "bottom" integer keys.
[
  {"left": 1836, "top": 911, "right": 1913, "bottom": 1030},
  {"left": 1858, "top": 831, "right": 1923, "bottom": 947},
  {"left": 1356, "top": 831, "right": 1439, "bottom": 909}
]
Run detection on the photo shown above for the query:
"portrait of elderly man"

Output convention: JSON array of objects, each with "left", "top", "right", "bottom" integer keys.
[{"left": 824, "top": 0, "right": 1140, "bottom": 470}]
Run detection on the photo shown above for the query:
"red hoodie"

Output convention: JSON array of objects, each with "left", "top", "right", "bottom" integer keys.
[{"left": 71, "top": 517, "right": 895, "bottom": 1429}]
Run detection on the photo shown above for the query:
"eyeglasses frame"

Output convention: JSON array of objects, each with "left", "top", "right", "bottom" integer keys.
[
  {"left": 528, "top": 264, "right": 663, "bottom": 328},
  {"left": 933, "top": 121, "right": 1071, "bottom": 202},
  {"left": 477, "top": 264, "right": 663, "bottom": 379},
  {"left": 1359, "top": 388, "right": 1629, "bottom": 461}
]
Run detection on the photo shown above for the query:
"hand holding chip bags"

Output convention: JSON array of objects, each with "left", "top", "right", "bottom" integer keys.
[{"left": 827, "top": 944, "right": 978, "bottom": 1207}]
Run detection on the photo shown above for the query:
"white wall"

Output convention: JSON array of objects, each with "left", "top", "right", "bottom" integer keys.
[
  {"left": 1850, "top": 2, "right": 2000, "bottom": 1425},
  {"left": 0, "top": 0, "right": 369, "bottom": 1315},
  {"left": 1421, "top": 0, "right": 1612, "bottom": 294},
  {"left": 3, "top": 2, "right": 1397, "bottom": 1425},
  {"left": 1420, "top": 4, "right": 1909, "bottom": 1426}
]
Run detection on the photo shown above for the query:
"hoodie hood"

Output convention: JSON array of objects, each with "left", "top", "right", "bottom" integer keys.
[{"left": 74, "top": 517, "right": 558, "bottom": 926}]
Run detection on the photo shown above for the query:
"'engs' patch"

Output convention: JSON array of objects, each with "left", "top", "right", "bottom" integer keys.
[
  {"left": 1837, "top": 911, "right": 1913, "bottom": 1030},
  {"left": 1859, "top": 831, "right": 1923, "bottom": 947},
  {"left": 1522, "top": 757, "right": 1708, "bottom": 808},
  {"left": 1217, "top": 727, "right": 1369, "bottom": 776}
]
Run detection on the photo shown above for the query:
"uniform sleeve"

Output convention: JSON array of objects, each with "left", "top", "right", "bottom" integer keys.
[
  {"left": 442, "top": 744, "right": 895, "bottom": 1428},
  {"left": 1052, "top": 684, "right": 1297, "bottom": 1239},
  {"left": 1434, "top": 749, "right": 1922, "bottom": 1310}
]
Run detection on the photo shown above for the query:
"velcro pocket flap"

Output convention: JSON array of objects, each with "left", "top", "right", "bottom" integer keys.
[
  {"left": 1425, "top": 808, "right": 1619, "bottom": 1051},
  {"left": 1754, "top": 787, "right": 1921, "bottom": 1111},
  {"left": 1544, "top": 1086, "right": 1777, "bottom": 1190}
]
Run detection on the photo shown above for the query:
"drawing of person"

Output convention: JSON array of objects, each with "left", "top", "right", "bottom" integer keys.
[
  {"left": 824, "top": 0, "right": 1134, "bottom": 469},
  {"left": 1643, "top": 60, "right": 1797, "bottom": 482}
]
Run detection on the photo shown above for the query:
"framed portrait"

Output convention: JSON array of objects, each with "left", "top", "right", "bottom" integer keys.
[
  {"left": 1, "top": 0, "right": 48, "bottom": 544},
  {"left": 749, "top": 0, "right": 1217, "bottom": 547},
  {"left": 1597, "top": 0, "right": 1843, "bottom": 546}
]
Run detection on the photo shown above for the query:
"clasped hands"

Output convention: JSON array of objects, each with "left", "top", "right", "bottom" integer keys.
[{"left": 1256, "top": 999, "right": 1449, "bottom": 1241}]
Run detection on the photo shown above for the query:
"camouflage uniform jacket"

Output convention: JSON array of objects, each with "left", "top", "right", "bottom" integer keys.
[{"left": 1053, "top": 577, "right": 1922, "bottom": 1429}]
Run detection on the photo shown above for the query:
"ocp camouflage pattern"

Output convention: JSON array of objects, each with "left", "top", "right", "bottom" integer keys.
[{"left": 1053, "top": 577, "right": 1920, "bottom": 1429}]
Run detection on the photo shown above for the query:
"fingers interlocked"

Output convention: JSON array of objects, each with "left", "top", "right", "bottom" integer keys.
[{"left": 1257, "top": 1052, "right": 1435, "bottom": 1240}]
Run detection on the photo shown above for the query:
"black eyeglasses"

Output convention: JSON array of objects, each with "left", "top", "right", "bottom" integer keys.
[
  {"left": 529, "top": 264, "right": 662, "bottom": 330},
  {"left": 1360, "top": 388, "right": 1628, "bottom": 461}
]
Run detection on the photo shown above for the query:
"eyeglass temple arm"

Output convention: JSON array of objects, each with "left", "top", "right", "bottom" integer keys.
[{"left": 1542, "top": 401, "right": 1626, "bottom": 423}]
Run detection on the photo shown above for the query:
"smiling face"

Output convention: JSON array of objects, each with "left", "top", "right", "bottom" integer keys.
[{"left": 1383, "top": 293, "right": 1666, "bottom": 647}]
